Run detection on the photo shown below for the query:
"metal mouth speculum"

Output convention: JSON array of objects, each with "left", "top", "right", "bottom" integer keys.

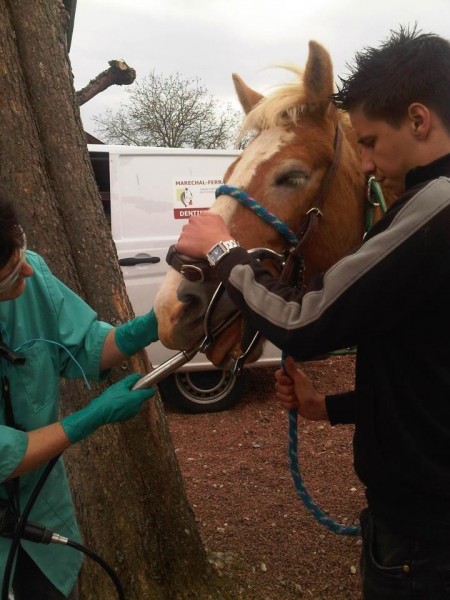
[{"left": 133, "top": 246, "right": 285, "bottom": 389}]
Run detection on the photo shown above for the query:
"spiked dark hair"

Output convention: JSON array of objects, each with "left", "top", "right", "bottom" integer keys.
[{"left": 332, "top": 26, "right": 450, "bottom": 131}]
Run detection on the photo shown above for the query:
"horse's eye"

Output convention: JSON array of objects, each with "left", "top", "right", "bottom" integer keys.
[{"left": 275, "top": 171, "right": 309, "bottom": 188}]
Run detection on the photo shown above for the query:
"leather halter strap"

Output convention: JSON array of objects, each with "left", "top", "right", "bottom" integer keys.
[
  {"left": 279, "top": 124, "right": 343, "bottom": 287},
  {"left": 291, "top": 124, "right": 343, "bottom": 250}
]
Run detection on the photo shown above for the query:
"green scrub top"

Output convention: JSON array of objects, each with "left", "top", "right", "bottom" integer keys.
[{"left": 0, "top": 251, "right": 113, "bottom": 596}]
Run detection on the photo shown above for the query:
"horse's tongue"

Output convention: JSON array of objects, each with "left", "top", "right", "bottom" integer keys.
[{"left": 205, "top": 319, "right": 243, "bottom": 367}]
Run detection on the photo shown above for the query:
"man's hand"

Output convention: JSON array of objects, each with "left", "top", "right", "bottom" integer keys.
[
  {"left": 176, "top": 213, "right": 233, "bottom": 257},
  {"left": 275, "top": 356, "right": 328, "bottom": 421}
]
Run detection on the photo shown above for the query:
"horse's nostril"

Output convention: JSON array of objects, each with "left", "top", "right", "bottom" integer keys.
[
  {"left": 177, "top": 292, "right": 206, "bottom": 319},
  {"left": 178, "top": 280, "right": 216, "bottom": 312}
]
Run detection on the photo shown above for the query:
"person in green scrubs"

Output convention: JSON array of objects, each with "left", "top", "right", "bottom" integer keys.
[{"left": 0, "top": 192, "right": 158, "bottom": 599}]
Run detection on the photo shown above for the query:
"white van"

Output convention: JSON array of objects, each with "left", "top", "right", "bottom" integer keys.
[{"left": 88, "top": 144, "right": 281, "bottom": 412}]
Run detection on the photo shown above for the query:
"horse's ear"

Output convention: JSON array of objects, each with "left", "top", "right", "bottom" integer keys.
[
  {"left": 232, "top": 73, "right": 264, "bottom": 114},
  {"left": 303, "top": 41, "right": 334, "bottom": 116}
]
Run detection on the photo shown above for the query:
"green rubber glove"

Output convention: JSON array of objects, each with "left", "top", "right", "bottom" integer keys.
[
  {"left": 114, "top": 308, "right": 159, "bottom": 356},
  {"left": 61, "top": 374, "right": 156, "bottom": 444}
]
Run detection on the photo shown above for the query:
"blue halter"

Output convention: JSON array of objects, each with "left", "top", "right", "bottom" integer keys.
[{"left": 215, "top": 185, "right": 299, "bottom": 246}]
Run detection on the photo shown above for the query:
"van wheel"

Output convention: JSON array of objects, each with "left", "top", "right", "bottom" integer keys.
[{"left": 158, "top": 370, "right": 246, "bottom": 413}]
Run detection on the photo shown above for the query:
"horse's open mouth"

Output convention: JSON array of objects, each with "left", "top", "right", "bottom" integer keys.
[
  {"left": 204, "top": 318, "right": 243, "bottom": 368},
  {"left": 204, "top": 316, "right": 265, "bottom": 370}
]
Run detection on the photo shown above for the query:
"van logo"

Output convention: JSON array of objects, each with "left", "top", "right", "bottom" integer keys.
[{"left": 174, "top": 178, "right": 224, "bottom": 219}]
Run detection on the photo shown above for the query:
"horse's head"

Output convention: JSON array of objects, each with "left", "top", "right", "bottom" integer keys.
[{"left": 155, "top": 41, "right": 372, "bottom": 368}]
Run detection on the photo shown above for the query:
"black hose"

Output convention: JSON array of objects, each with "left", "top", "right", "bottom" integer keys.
[
  {"left": 2, "top": 455, "right": 59, "bottom": 600},
  {"left": 2, "top": 454, "right": 125, "bottom": 600},
  {"left": 65, "top": 539, "right": 125, "bottom": 600}
]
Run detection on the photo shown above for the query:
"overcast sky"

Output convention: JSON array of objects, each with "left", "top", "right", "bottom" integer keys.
[{"left": 69, "top": 0, "right": 449, "bottom": 136}]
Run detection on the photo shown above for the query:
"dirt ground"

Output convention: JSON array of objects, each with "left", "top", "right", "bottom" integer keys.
[{"left": 166, "top": 354, "right": 364, "bottom": 600}]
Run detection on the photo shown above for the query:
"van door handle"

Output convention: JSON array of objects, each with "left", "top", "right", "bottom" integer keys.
[{"left": 119, "top": 256, "right": 161, "bottom": 266}]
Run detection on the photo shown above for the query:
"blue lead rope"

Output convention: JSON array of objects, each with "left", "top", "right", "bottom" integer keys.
[
  {"left": 288, "top": 407, "right": 360, "bottom": 536},
  {"left": 216, "top": 183, "right": 362, "bottom": 535}
]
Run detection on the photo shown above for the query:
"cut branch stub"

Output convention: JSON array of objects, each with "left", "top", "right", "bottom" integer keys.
[{"left": 76, "top": 59, "right": 136, "bottom": 106}]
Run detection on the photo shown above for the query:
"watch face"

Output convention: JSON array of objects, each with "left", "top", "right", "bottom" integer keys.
[
  {"left": 208, "top": 244, "right": 225, "bottom": 267},
  {"left": 207, "top": 243, "right": 226, "bottom": 266},
  {"left": 207, "top": 240, "right": 238, "bottom": 266},
  {"left": 211, "top": 246, "right": 224, "bottom": 261}
]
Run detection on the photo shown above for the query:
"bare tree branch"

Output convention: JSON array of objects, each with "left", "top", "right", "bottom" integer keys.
[{"left": 76, "top": 59, "right": 136, "bottom": 106}]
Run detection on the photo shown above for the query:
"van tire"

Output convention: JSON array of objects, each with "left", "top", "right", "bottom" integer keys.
[{"left": 158, "top": 370, "right": 246, "bottom": 413}]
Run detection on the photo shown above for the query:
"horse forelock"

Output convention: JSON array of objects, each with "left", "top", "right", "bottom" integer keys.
[{"left": 238, "top": 66, "right": 310, "bottom": 142}]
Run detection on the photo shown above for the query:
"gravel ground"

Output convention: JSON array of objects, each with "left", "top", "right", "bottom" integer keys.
[{"left": 166, "top": 355, "right": 364, "bottom": 600}]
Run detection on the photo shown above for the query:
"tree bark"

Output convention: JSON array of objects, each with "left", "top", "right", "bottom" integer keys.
[
  {"left": 0, "top": 1, "right": 230, "bottom": 597},
  {"left": 76, "top": 60, "right": 136, "bottom": 107}
]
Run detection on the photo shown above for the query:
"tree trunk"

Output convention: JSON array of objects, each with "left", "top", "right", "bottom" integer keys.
[{"left": 0, "top": 1, "right": 230, "bottom": 597}]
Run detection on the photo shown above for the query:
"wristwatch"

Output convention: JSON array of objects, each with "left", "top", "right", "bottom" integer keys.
[{"left": 206, "top": 240, "right": 240, "bottom": 266}]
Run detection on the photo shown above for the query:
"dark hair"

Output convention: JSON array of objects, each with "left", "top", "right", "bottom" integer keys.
[
  {"left": 332, "top": 26, "right": 450, "bottom": 131},
  {"left": 0, "top": 187, "right": 24, "bottom": 268}
]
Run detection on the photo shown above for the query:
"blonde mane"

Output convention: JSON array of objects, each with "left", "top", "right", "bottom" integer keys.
[{"left": 239, "top": 66, "right": 308, "bottom": 141}]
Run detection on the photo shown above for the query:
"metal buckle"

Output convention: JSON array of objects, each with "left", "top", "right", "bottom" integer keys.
[
  {"left": 306, "top": 207, "right": 323, "bottom": 218},
  {"left": 247, "top": 247, "right": 285, "bottom": 272},
  {"left": 367, "top": 176, "right": 384, "bottom": 207},
  {"left": 180, "top": 264, "right": 206, "bottom": 283}
]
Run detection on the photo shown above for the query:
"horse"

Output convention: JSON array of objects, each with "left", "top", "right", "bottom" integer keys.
[{"left": 154, "top": 41, "right": 393, "bottom": 370}]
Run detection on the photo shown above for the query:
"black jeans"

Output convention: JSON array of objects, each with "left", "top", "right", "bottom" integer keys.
[
  {"left": 12, "top": 546, "right": 78, "bottom": 600},
  {"left": 360, "top": 508, "right": 450, "bottom": 600}
]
